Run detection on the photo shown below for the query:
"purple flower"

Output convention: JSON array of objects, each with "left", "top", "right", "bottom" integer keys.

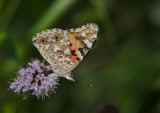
[{"left": 10, "top": 60, "right": 59, "bottom": 99}]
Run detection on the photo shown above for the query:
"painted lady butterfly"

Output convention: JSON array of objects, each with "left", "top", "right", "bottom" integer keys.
[{"left": 32, "top": 23, "right": 99, "bottom": 81}]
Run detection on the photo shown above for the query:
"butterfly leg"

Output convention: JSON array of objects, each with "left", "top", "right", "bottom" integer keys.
[
  {"left": 66, "top": 76, "right": 75, "bottom": 81},
  {"left": 65, "top": 72, "right": 75, "bottom": 81}
]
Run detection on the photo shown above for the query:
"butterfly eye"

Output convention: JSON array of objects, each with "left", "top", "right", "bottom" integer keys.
[{"left": 40, "top": 38, "right": 47, "bottom": 44}]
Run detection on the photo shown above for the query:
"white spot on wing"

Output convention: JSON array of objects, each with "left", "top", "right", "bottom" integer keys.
[
  {"left": 86, "top": 30, "right": 89, "bottom": 33},
  {"left": 81, "top": 32, "right": 86, "bottom": 37},
  {"left": 84, "top": 39, "right": 92, "bottom": 48},
  {"left": 54, "top": 45, "right": 61, "bottom": 51},
  {"left": 93, "top": 34, "right": 97, "bottom": 38},
  {"left": 76, "top": 50, "right": 83, "bottom": 60},
  {"left": 44, "top": 45, "right": 50, "bottom": 49},
  {"left": 65, "top": 48, "right": 70, "bottom": 54}
]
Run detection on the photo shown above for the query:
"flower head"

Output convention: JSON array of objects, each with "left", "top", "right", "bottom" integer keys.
[{"left": 10, "top": 59, "right": 59, "bottom": 99}]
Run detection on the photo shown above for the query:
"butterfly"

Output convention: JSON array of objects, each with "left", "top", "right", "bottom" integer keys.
[{"left": 32, "top": 23, "right": 99, "bottom": 81}]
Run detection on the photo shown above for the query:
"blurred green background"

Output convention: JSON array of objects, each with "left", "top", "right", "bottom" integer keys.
[{"left": 0, "top": 0, "right": 160, "bottom": 113}]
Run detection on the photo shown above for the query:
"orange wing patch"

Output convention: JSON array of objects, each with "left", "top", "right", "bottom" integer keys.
[
  {"left": 68, "top": 33, "right": 83, "bottom": 63},
  {"left": 71, "top": 55, "right": 77, "bottom": 63}
]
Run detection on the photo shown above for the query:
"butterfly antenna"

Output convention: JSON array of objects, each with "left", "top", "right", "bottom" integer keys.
[{"left": 73, "top": 75, "right": 93, "bottom": 87}]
